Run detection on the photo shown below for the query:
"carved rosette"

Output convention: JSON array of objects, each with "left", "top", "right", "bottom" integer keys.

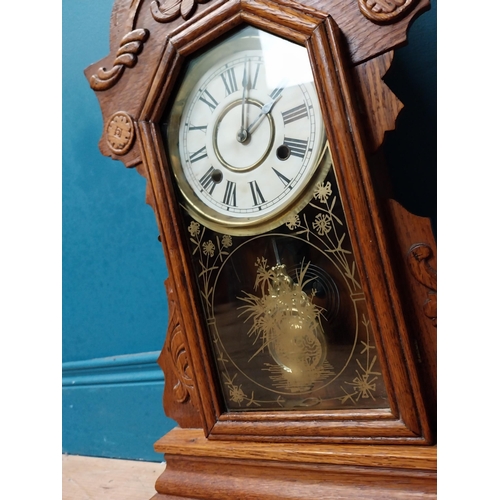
[
  {"left": 90, "top": 28, "right": 149, "bottom": 91},
  {"left": 150, "top": 0, "right": 212, "bottom": 23},
  {"left": 407, "top": 243, "right": 437, "bottom": 327},
  {"left": 358, "top": 0, "right": 416, "bottom": 24},
  {"left": 106, "top": 111, "right": 135, "bottom": 155}
]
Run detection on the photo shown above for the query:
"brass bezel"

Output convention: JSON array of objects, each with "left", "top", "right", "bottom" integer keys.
[{"left": 163, "top": 27, "right": 330, "bottom": 236}]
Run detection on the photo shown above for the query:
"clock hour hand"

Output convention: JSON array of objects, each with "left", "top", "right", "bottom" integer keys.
[{"left": 247, "top": 94, "right": 282, "bottom": 136}]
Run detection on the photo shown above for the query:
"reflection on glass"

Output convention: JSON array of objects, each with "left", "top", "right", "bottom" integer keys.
[
  {"left": 182, "top": 165, "right": 389, "bottom": 411},
  {"left": 164, "top": 24, "right": 389, "bottom": 411}
]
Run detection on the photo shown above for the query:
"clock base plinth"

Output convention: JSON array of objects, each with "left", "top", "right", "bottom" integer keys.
[{"left": 152, "top": 428, "right": 436, "bottom": 500}]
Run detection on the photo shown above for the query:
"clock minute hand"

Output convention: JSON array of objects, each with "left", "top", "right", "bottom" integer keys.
[
  {"left": 247, "top": 94, "right": 282, "bottom": 135},
  {"left": 237, "top": 59, "right": 250, "bottom": 143}
]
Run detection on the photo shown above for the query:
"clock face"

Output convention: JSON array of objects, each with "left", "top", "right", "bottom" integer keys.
[{"left": 165, "top": 26, "right": 328, "bottom": 235}]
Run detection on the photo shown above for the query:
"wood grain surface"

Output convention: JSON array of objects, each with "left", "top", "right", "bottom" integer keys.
[
  {"left": 128, "top": 0, "right": 434, "bottom": 444},
  {"left": 84, "top": 0, "right": 437, "bottom": 497},
  {"left": 152, "top": 428, "right": 436, "bottom": 499}
]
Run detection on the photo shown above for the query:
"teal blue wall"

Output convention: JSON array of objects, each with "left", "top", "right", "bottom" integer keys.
[
  {"left": 62, "top": 0, "right": 176, "bottom": 462},
  {"left": 63, "top": 0, "right": 169, "bottom": 362},
  {"left": 62, "top": 0, "right": 435, "bottom": 462}
]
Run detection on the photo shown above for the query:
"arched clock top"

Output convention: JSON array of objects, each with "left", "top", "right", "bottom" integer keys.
[{"left": 84, "top": 0, "right": 430, "bottom": 169}]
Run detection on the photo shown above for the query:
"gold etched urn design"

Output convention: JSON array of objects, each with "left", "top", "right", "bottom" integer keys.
[{"left": 239, "top": 260, "right": 327, "bottom": 392}]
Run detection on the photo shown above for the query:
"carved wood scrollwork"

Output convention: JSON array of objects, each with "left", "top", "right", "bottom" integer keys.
[
  {"left": 169, "top": 323, "right": 195, "bottom": 403},
  {"left": 358, "top": 0, "right": 416, "bottom": 24},
  {"left": 150, "top": 0, "right": 211, "bottom": 23},
  {"left": 407, "top": 243, "right": 437, "bottom": 327},
  {"left": 163, "top": 278, "right": 195, "bottom": 402},
  {"left": 157, "top": 277, "right": 203, "bottom": 427},
  {"left": 90, "top": 29, "right": 149, "bottom": 91}
]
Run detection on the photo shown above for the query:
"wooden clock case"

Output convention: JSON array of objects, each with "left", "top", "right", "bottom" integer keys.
[{"left": 85, "top": 0, "right": 437, "bottom": 498}]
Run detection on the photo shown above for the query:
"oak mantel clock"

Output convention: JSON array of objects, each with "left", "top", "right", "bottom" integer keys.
[{"left": 85, "top": 0, "right": 437, "bottom": 498}]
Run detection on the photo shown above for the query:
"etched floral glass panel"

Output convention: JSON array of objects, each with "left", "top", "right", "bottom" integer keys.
[{"left": 180, "top": 161, "right": 389, "bottom": 411}]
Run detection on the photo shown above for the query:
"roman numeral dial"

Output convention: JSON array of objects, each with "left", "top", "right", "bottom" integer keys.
[
  {"left": 282, "top": 103, "right": 309, "bottom": 124},
  {"left": 283, "top": 137, "right": 309, "bottom": 159},
  {"left": 166, "top": 27, "right": 327, "bottom": 235},
  {"left": 199, "top": 167, "right": 220, "bottom": 195},
  {"left": 221, "top": 67, "right": 238, "bottom": 95},
  {"left": 189, "top": 146, "right": 208, "bottom": 163},
  {"left": 223, "top": 181, "right": 237, "bottom": 207},
  {"left": 249, "top": 180, "right": 266, "bottom": 207},
  {"left": 199, "top": 90, "right": 218, "bottom": 111}
]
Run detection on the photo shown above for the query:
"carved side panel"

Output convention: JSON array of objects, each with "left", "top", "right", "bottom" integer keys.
[
  {"left": 385, "top": 199, "right": 436, "bottom": 435},
  {"left": 157, "top": 277, "right": 203, "bottom": 428},
  {"left": 352, "top": 51, "right": 403, "bottom": 152}
]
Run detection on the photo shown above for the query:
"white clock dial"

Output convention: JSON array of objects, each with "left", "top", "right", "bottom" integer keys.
[{"left": 165, "top": 27, "right": 328, "bottom": 234}]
